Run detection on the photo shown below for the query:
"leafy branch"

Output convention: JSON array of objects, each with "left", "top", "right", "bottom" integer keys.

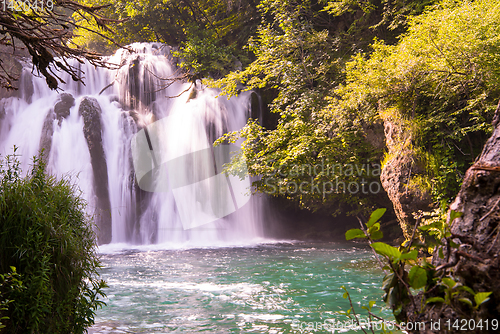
[{"left": 346, "top": 208, "right": 492, "bottom": 322}]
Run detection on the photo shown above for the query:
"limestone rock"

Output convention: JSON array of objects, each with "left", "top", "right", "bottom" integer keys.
[
  {"left": 380, "top": 111, "right": 433, "bottom": 238},
  {"left": 79, "top": 97, "right": 112, "bottom": 244}
]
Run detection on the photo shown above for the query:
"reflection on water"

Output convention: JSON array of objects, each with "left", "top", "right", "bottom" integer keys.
[{"left": 89, "top": 242, "right": 393, "bottom": 333}]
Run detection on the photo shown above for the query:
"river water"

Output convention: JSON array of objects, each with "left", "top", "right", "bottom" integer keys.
[{"left": 89, "top": 242, "right": 394, "bottom": 333}]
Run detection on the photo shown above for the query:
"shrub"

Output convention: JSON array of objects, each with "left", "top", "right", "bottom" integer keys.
[{"left": 0, "top": 150, "right": 106, "bottom": 333}]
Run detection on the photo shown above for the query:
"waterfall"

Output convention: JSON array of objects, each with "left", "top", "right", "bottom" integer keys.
[{"left": 0, "top": 43, "right": 264, "bottom": 247}]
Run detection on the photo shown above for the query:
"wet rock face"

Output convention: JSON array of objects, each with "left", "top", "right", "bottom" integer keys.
[
  {"left": 19, "top": 70, "right": 34, "bottom": 104},
  {"left": 0, "top": 101, "right": 5, "bottom": 120},
  {"left": 0, "top": 101, "right": 5, "bottom": 134},
  {"left": 39, "top": 93, "right": 75, "bottom": 158},
  {"left": 54, "top": 93, "right": 74, "bottom": 122},
  {"left": 0, "top": 68, "right": 35, "bottom": 102},
  {"left": 121, "top": 112, "right": 144, "bottom": 243},
  {"left": 79, "top": 97, "right": 112, "bottom": 244},
  {"left": 250, "top": 91, "right": 260, "bottom": 121},
  {"left": 125, "top": 56, "right": 157, "bottom": 110},
  {"left": 39, "top": 111, "right": 55, "bottom": 158},
  {"left": 0, "top": 46, "right": 24, "bottom": 100}
]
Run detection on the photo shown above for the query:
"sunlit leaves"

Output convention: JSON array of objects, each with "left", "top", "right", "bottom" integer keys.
[
  {"left": 399, "top": 249, "right": 418, "bottom": 261},
  {"left": 474, "top": 292, "right": 492, "bottom": 309},
  {"left": 367, "top": 208, "right": 386, "bottom": 227},
  {"left": 371, "top": 242, "right": 402, "bottom": 260},
  {"left": 426, "top": 296, "right": 445, "bottom": 304},
  {"left": 345, "top": 228, "right": 366, "bottom": 240}
]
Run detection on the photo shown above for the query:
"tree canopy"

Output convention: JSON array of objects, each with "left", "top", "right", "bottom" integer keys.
[
  {"left": 74, "top": 0, "right": 261, "bottom": 79},
  {"left": 212, "top": 0, "right": 500, "bottom": 217}
]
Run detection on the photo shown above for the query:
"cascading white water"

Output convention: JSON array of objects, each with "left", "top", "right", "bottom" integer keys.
[{"left": 0, "top": 43, "right": 264, "bottom": 247}]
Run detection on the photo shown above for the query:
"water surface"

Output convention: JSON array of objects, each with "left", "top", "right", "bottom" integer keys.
[{"left": 89, "top": 242, "right": 393, "bottom": 333}]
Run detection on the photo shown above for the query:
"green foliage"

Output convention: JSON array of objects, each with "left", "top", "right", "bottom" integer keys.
[
  {"left": 427, "top": 277, "right": 491, "bottom": 311},
  {"left": 0, "top": 151, "right": 106, "bottom": 333},
  {"left": 216, "top": 113, "right": 384, "bottom": 216},
  {"left": 171, "top": 25, "right": 239, "bottom": 79},
  {"left": 474, "top": 292, "right": 492, "bottom": 310},
  {"left": 0, "top": 267, "right": 24, "bottom": 329},
  {"left": 371, "top": 242, "right": 401, "bottom": 261},
  {"left": 340, "top": 0, "right": 500, "bottom": 204},
  {"left": 345, "top": 228, "right": 366, "bottom": 240},
  {"left": 408, "top": 266, "right": 427, "bottom": 290},
  {"left": 346, "top": 208, "right": 492, "bottom": 322},
  {"left": 367, "top": 208, "right": 386, "bottom": 227},
  {"left": 74, "top": 0, "right": 258, "bottom": 77},
  {"left": 210, "top": 0, "right": 447, "bottom": 217}
]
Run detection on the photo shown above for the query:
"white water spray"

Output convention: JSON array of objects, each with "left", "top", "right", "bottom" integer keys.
[{"left": 0, "top": 43, "right": 263, "bottom": 246}]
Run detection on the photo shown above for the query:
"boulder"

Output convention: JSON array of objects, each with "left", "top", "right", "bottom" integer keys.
[
  {"left": 54, "top": 93, "right": 74, "bottom": 122},
  {"left": 380, "top": 110, "right": 433, "bottom": 239},
  {"left": 39, "top": 93, "right": 75, "bottom": 159}
]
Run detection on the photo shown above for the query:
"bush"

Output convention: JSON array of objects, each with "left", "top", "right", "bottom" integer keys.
[{"left": 0, "top": 150, "right": 106, "bottom": 333}]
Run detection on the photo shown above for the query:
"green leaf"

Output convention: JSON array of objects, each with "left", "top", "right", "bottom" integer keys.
[
  {"left": 408, "top": 266, "right": 427, "bottom": 289},
  {"left": 345, "top": 228, "right": 366, "bottom": 240},
  {"left": 426, "top": 297, "right": 445, "bottom": 304},
  {"left": 418, "top": 222, "right": 442, "bottom": 231},
  {"left": 458, "top": 298, "right": 473, "bottom": 307},
  {"left": 371, "top": 230, "right": 384, "bottom": 240},
  {"left": 371, "top": 242, "right": 401, "bottom": 259},
  {"left": 458, "top": 285, "right": 475, "bottom": 295},
  {"left": 368, "top": 222, "right": 380, "bottom": 234},
  {"left": 400, "top": 250, "right": 418, "bottom": 261},
  {"left": 366, "top": 208, "right": 386, "bottom": 228},
  {"left": 369, "top": 300, "right": 376, "bottom": 309},
  {"left": 441, "top": 277, "right": 456, "bottom": 289},
  {"left": 449, "top": 210, "right": 463, "bottom": 223},
  {"left": 474, "top": 292, "right": 492, "bottom": 307}
]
